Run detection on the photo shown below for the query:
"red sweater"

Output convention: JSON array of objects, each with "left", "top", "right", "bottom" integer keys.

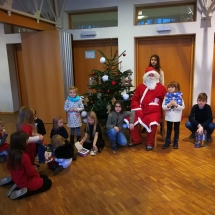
[
  {"left": 19, "top": 124, "right": 36, "bottom": 165},
  {"left": 9, "top": 153, "right": 43, "bottom": 190}
]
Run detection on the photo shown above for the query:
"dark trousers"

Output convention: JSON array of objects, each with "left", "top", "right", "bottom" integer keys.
[
  {"left": 166, "top": 121, "right": 180, "bottom": 139},
  {"left": 83, "top": 139, "right": 105, "bottom": 150},
  {"left": 21, "top": 175, "right": 52, "bottom": 198}
]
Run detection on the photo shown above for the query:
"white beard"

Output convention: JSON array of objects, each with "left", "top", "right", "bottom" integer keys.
[{"left": 144, "top": 77, "right": 157, "bottom": 90}]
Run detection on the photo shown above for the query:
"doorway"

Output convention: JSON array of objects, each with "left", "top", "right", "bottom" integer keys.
[{"left": 136, "top": 35, "right": 195, "bottom": 116}]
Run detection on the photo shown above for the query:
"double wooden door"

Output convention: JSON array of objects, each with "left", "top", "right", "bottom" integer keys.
[{"left": 136, "top": 35, "right": 195, "bottom": 116}]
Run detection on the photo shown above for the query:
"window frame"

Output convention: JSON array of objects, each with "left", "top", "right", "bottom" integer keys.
[
  {"left": 68, "top": 9, "right": 118, "bottom": 29},
  {"left": 135, "top": 2, "right": 197, "bottom": 26}
]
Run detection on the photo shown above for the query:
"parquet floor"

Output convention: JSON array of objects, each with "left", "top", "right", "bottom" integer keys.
[{"left": 1, "top": 114, "right": 215, "bottom": 215}]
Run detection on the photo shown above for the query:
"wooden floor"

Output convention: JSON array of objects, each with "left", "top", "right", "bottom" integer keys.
[{"left": 1, "top": 114, "right": 215, "bottom": 215}]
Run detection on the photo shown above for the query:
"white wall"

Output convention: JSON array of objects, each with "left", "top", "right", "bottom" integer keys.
[
  {"left": 0, "top": 24, "right": 21, "bottom": 113},
  {"left": 63, "top": 0, "right": 215, "bottom": 104}
]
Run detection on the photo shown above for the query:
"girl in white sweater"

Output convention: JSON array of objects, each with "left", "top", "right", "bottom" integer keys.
[{"left": 162, "top": 81, "right": 185, "bottom": 149}]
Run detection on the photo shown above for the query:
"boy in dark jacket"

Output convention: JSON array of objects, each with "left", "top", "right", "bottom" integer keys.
[{"left": 185, "top": 93, "right": 215, "bottom": 142}]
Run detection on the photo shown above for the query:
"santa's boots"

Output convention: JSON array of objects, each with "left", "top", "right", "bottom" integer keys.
[
  {"left": 173, "top": 138, "right": 178, "bottom": 149},
  {"left": 162, "top": 138, "right": 171, "bottom": 149}
]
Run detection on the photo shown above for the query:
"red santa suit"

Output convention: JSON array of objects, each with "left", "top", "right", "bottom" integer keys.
[{"left": 125, "top": 66, "right": 166, "bottom": 147}]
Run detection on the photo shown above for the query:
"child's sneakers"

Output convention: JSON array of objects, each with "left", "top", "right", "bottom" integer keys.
[
  {"left": 0, "top": 176, "right": 12, "bottom": 186},
  {"left": 90, "top": 149, "right": 96, "bottom": 156},
  {"left": 10, "top": 187, "right": 28, "bottom": 200}
]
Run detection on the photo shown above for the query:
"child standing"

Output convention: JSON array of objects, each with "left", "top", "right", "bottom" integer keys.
[
  {"left": 79, "top": 111, "right": 105, "bottom": 153},
  {"left": 162, "top": 81, "right": 185, "bottom": 149},
  {"left": 106, "top": 100, "right": 134, "bottom": 151},
  {"left": 149, "top": 54, "right": 164, "bottom": 85},
  {"left": 0, "top": 119, "right": 9, "bottom": 162},
  {"left": 50, "top": 116, "right": 69, "bottom": 139},
  {"left": 64, "top": 86, "right": 84, "bottom": 144},
  {"left": 17, "top": 106, "right": 43, "bottom": 165},
  {"left": 51, "top": 135, "right": 75, "bottom": 168},
  {"left": 185, "top": 93, "right": 215, "bottom": 142},
  {"left": 7, "top": 131, "right": 52, "bottom": 199}
]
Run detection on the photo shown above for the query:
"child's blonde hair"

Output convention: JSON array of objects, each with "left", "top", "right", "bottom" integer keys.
[
  {"left": 86, "top": 111, "right": 98, "bottom": 137},
  {"left": 69, "top": 86, "right": 78, "bottom": 93},
  {"left": 167, "top": 81, "right": 180, "bottom": 92},
  {"left": 52, "top": 116, "right": 63, "bottom": 130},
  {"left": 17, "top": 106, "right": 35, "bottom": 131},
  {"left": 51, "top": 134, "right": 65, "bottom": 150}
]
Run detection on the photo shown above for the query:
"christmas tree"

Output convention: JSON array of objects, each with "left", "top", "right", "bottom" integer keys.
[{"left": 82, "top": 49, "right": 134, "bottom": 126}]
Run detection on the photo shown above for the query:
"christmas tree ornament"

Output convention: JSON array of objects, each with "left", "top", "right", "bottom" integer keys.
[
  {"left": 98, "top": 76, "right": 102, "bottom": 85},
  {"left": 83, "top": 118, "right": 87, "bottom": 123},
  {"left": 111, "top": 81, "right": 116, "bottom": 85},
  {"left": 92, "top": 71, "right": 95, "bottom": 75},
  {"left": 81, "top": 111, "right": 88, "bottom": 118},
  {"left": 102, "top": 75, "right": 109, "bottom": 82},
  {"left": 111, "top": 97, "right": 116, "bottom": 105},
  {"left": 122, "top": 93, "right": 129, "bottom": 100},
  {"left": 100, "top": 57, "right": 106, "bottom": 63},
  {"left": 97, "top": 92, "right": 102, "bottom": 99},
  {"left": 121, "top": 77, "right": 126, "bottom": 86},
  {"left": 84, "top": 97, "right": 89, "bottom": 104},
  {"left": 107, "top": 89, "right": 110, "bottom": 93},
  {"left": 90, "top": 100, "right": 93, "bottom": 104},
  {"left": 123, "top": 53, "right": 126, "bottom": 56},
  {"left": 127, "top": 75, "right": 132, "bottom": 86},
  {"left": 106, "top": 66, "right": 109, "bottom": 69},
  {"left": 106, "top": 104, "right": 111, "bottom": 114},
  {"left": 89, "top": 77, "right": 94, "bottom": 85}
]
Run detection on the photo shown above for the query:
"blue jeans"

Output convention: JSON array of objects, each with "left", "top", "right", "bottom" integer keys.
[
  {"left": 107, "top": 128, "right": 127, "bottom": 150},
  {"left": 185, "top": 121, "right": 215, "bottom": 135}
]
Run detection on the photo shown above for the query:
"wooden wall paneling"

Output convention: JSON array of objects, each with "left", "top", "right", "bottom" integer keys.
[
  {"left": 21, "top": 31, "right": 66, "bottom": 123},
  {"left": 73, "top": 39, "right": 118, "bottom": 95},
  {"left": 211, "top": 36, "right": 215, "bottom": 117},
  {"left": 136, "top": 35, "right": 194, "bottom": 116}
]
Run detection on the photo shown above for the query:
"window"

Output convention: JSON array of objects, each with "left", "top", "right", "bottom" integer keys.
[
  {"left": 69, "top": 10, "right": 118, "bottom": 29},
  {"left": 136, "top": 3, "right": 196, "bottom": 25}
]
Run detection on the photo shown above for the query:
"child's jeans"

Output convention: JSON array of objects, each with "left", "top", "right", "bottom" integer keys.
[
  {"left": 107, "top": 128, "right": 127, "bottom": 146},
  {"left": 185, "top": 121, "right": 215, "bottom": 136}
]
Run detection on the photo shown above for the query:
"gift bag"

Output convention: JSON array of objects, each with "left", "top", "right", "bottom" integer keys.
[{"left": 194, "top": 130, "right": 207, "bottom": 148}]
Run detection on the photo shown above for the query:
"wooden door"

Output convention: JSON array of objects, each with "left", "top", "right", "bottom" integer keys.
[
  {"left": 14, "top": 45, "right": 28, "bottom": 106},
  {"left": 21, "top": 30, "right": 66, "bottom": 123},
  {"left": 136, "top": 36, "right": 194, "bottom": 116},
  {"left": 73, "top": 39, "right": 118, "bottom": 95},
  {"left": 211, "top": 37, "right": 215, "bottom": 117}
]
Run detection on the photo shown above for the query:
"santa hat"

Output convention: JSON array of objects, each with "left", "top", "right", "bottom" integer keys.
[{"left": 143, "top": 66, "right": 160, "bottom": 82}]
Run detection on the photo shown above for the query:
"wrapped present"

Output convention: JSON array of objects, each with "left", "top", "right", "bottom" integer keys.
[
  {"left": 194, "top": 131, "right": 207, "bottom": 148},
  {"left": 75, "top": 141, "right": 90, "bottom": 156}
]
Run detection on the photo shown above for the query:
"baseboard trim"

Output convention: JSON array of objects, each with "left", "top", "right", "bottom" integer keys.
[{"left": 0, "top": 111, "right": 19, "bottom": 115}]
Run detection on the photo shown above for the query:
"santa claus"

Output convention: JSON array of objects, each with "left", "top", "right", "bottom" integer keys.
[{"left": 126, "top": 66, "right": 166, "bottom": 150}]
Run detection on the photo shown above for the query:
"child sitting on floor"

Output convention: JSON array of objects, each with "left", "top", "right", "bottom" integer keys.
[
  {"left": 46, "top": 135, "right": 76, "bottom": 175},
  {"left": 7, "top": 131, "right": 52, "bottom": 199}
]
